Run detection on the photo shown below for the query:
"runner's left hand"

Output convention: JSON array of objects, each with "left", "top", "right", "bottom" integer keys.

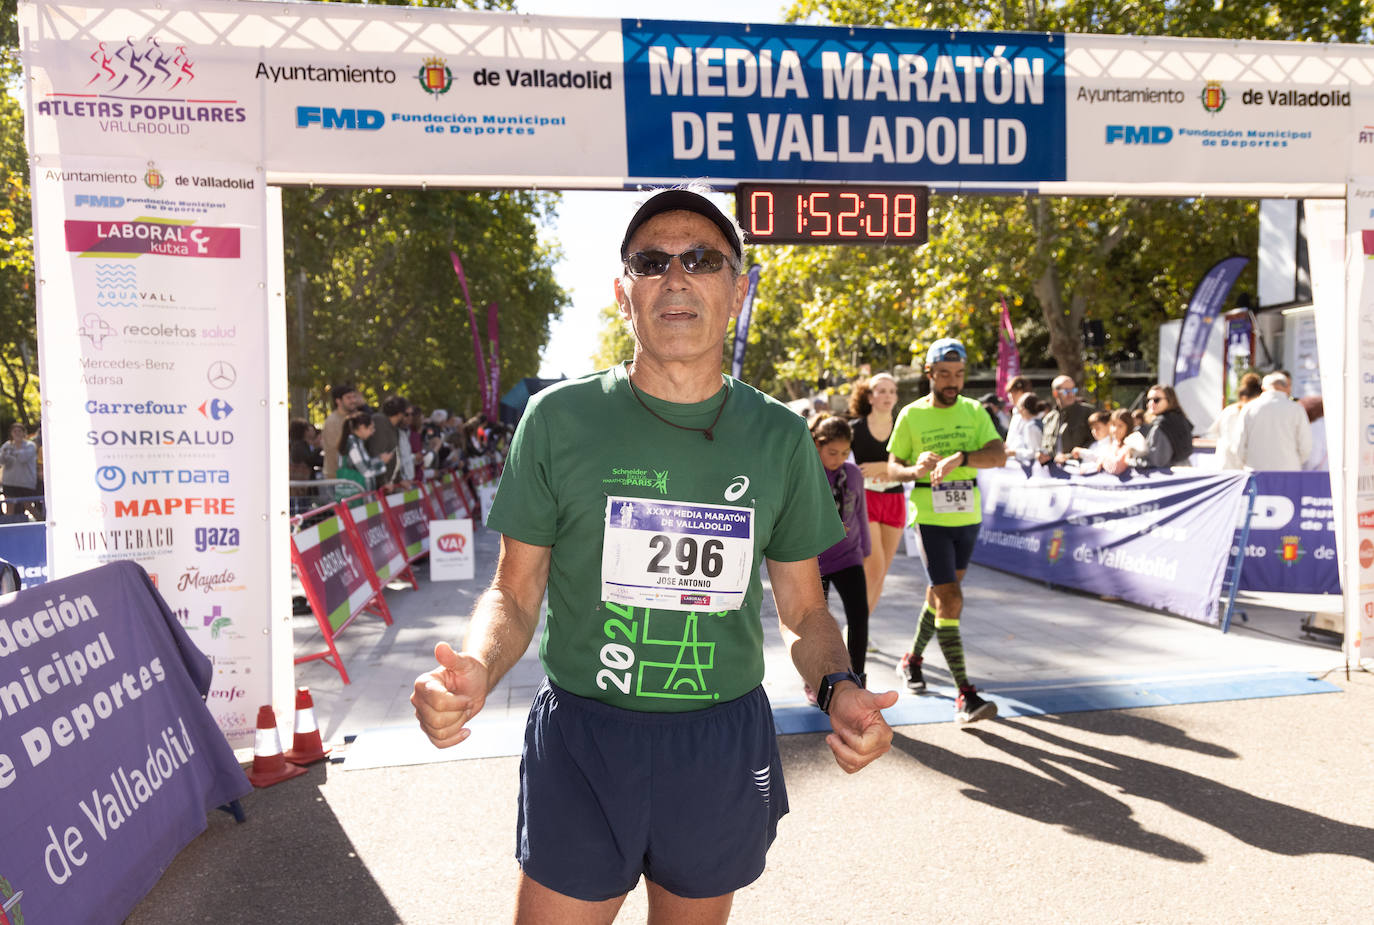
[{"left": 825, "top": 685, "right": 898, "bottom": 773}]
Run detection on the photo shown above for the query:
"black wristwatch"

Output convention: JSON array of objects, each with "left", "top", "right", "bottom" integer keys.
[{"left": 816, "top": 670, "right": 863, "bottom": 714}]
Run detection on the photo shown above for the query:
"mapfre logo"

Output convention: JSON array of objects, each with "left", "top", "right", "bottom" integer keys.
[{"left": 435, "top": 533, "right": 466, "bottom": 553}]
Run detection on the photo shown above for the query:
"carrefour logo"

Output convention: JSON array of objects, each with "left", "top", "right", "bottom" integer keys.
[
  {"left": 1106, "top": 125, "right": 1172, "bottom": 145},
  {"left": 198, "top": 398, "right": 234, "bottom": 420},
  {"left": 296, "top": 106, "right": 384, "bottom": 130}
]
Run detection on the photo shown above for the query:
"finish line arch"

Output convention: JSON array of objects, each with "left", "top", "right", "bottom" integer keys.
[{"left": 18, "top": 0, "right": 1374, "bottom": 744}]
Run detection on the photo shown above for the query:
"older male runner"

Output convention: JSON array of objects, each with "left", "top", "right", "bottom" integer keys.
[
  {"left": 890, "top": 338, "right": 1004, "bottom": 723},
  {"left": 412, "top": 187, "right": 897, "bottom": 924}
]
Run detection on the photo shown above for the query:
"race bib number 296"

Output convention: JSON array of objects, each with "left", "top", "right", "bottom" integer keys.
[{"left": 601, "top": 496, "right": 754, "bottom": 612}]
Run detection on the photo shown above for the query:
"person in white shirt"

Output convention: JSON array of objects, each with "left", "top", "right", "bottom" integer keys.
[
  {"left": 1236, "top": 372, "right": 1312, "bottom": 470},
  {"left": 1207, "top": 372, "right": 1262, "bottom": 469}
]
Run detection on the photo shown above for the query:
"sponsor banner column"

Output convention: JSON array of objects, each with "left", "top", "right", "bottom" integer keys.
[
  {"left": 32, "top": 155, "right": 271, "bottom": 746},
  {"left": 1347, "top": 180, "right": 1374, "bottom": 660}
]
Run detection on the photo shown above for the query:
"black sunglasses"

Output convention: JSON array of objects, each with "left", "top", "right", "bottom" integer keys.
[{"left": 623, "top": 248, "right": 735, "bottom": 278}]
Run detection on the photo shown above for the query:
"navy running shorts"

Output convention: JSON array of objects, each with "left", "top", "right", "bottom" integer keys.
[
  {"left": 912, "top": 521, "right": 981, "bottom": 585},
  {"left": 517, "top": 679, "right": 787, "bottom": 902}
]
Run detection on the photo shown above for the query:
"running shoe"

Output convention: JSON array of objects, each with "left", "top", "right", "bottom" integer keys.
[
  {"left": 955, "top": 686, "right": 998, "bottom": 724},
  {"left": 898, "top": 652, "right": 926, "bottom": 693}
]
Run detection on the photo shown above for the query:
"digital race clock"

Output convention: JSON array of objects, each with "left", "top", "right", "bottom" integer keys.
[{"left": 735, "top": 183, "right": 929, "bottom": 246}]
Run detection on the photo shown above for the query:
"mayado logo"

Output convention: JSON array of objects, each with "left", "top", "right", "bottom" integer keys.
[
  {"left": 1201, "top": 79, "right": 1227, "bottom": 114},
  {"left": 95, "top": 464, "right": 127, "bottom": 491},
  {"left": 724, "top": 475, "right": 750, "bottom": 502},
  {"left": 418, "top": 56, "right": 453, "bottom": 97}
]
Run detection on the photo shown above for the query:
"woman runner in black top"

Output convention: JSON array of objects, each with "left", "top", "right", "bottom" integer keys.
[{"left": 848, "top": 372, "right": 905, "bottom": 610}]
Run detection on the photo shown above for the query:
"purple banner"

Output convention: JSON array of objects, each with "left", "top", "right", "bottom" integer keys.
[
  {"left": 450, "top": 251, "right": 488, "bottom": 415},
  {"left": 608, "top": 498, "right": 752, "bottom": 539},
  {"left": 486, "top": 301, "right": 501, "bottom": 422},
  {"left": 973, "top": 466, "right": 1250, "bottom": 624},
  {"left": 1237, "top": 470, "right": 1339, "bottom": 594},
  {"left": 1173, "top": 255, "right": 1249, "bottom": 384},
  {"left": 0, "top": 561, "right": 251, "bottom": 923},
  {"left": 995, "top": 297, "right": 1020, "bottom": 404},
  {"left": 730, "top": 265, "right": 761, "bottom": 380}
]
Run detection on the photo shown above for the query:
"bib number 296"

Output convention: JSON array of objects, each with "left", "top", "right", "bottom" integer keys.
[{"left": 646, "top": 535, "right": 724, "bottom": 577}]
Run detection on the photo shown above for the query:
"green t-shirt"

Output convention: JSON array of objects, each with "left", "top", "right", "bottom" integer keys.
[
  {"left": 888, "top": 394, "right": 1000, "bottom": 527},
  {"left": 486, "top": 365, "right": 844, "bottom": 712}
]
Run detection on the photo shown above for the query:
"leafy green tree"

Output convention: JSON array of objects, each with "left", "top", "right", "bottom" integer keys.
[
  {"left": 740, "top": 0, "right": 1369, "bottom": 397},
  {"left": 283, "top": 186, "right": 567, "bottom": 420},
  {"left": 590, "top": 302, "right": 635, "bottom": 369},
  {"left": 0, "top": 18, "right": 36, "bottom": 429}
]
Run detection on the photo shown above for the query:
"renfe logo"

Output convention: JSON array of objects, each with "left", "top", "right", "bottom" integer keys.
[
  {"left": 436, "top": 533, "right": 466, "bottom": 553},
  {"left": 296, "top": 106, "right": 384, "bottom": 130},
  {"left": 1106, "top": 125, "right": 1173, "bottom": 144}
]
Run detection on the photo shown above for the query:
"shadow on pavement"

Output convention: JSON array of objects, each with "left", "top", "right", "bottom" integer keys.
[
  {"left": 984, "top": 718, "right": 1374, "bottom": 862},
  {"left": 126, "top": 763, "right": 400, "bottom": 925},
  {"left": 890, "top": 725, "right": 1206, "bottom": 862}
]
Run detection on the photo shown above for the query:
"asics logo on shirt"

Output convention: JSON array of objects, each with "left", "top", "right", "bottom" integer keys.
[{"left": 724, "top": 475, "right": 750, "bottom": 501}]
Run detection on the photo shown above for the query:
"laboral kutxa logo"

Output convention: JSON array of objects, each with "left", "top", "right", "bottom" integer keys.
[
  {"left": 1200, "top": 80, "right": 1227, "bottom": 114},
  {"left": 418, "top": 56, "right": 454, "bottom": 97},
  {"left": 64, "top": 219, "right": 240, "bottom": 259}
]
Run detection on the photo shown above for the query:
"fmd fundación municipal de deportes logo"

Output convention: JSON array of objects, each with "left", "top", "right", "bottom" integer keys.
[
  {"left": 418, "top": 57, "right": 453, "bottom": 97},
  {"left": 1200, "top": 80, "right": 1226, "bottom": 114}
]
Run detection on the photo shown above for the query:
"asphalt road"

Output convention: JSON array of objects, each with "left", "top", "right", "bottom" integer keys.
[{"left": 127, "top": 667, "right": 1374, "bottom": 924}]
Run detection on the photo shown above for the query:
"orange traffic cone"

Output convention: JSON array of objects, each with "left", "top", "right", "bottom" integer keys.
[
  {"left": 246, "top": 705, "right": 309, "bottom": 788},
  {"left": 283, "top": 687, "right": 332, "bottom": 766}
]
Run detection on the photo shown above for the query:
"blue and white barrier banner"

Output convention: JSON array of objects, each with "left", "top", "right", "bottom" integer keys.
[
  {"left": 974, "top": 467, "right": 1250, "bottom": 625},
  {"left": 0, "top": 561, "right": 251, "bottom": 924},
  {"left": 0, "top": 522, "right": 49, "bottom": 588},
  {"left": 1237, "top": 471, "right": 1339, "bottom": 595}
]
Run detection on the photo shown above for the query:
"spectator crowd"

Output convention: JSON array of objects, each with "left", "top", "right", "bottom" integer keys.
[{"left": 288, "top": 382, "right": 512, "bottom": 505}]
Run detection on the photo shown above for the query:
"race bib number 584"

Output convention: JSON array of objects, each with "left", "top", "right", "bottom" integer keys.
[{"left": 601, "top": 496, "right": 754, "bottom": 612}]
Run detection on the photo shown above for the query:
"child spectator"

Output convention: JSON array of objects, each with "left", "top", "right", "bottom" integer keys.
[
  {"left": 337, "top": 411, "right": 392, "bottom": 496},
  {"left": 808, "top": 414, "right": 872, "bottom": 703}
]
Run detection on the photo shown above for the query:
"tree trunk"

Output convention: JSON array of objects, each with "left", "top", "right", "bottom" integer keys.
[{"left": 1030, "top": 198, "right": 1085, "bottom": 385}]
